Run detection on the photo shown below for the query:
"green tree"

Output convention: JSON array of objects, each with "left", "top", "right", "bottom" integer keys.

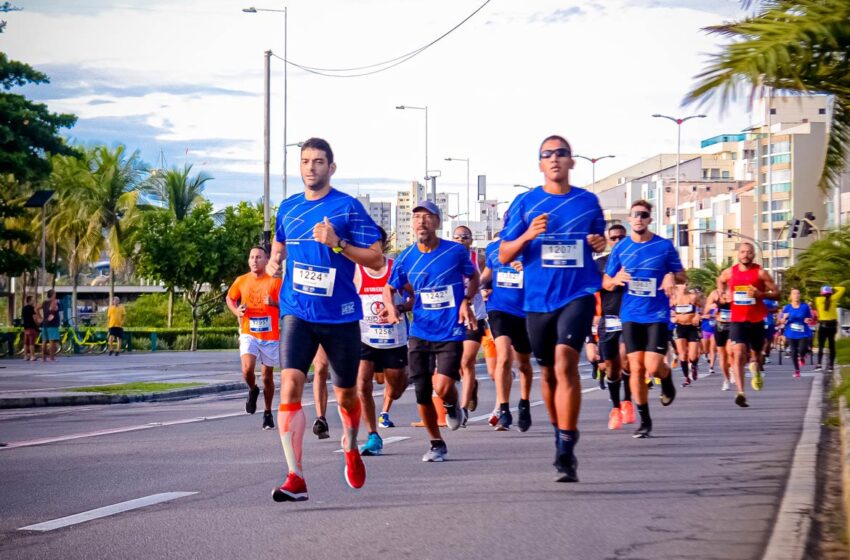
[
  {"left": 686, "top": 259, "right": 732, "bottom": 294},
  {"left": 89, "top": 145, "right": 144, "bottom": 301},
  {"left": 135, "top": 202, "right": 229, "bottom": 350},
  {"left": 142, "top": 164, "right": 211, "bottom": 221},
  {"left": 0, "top": 53, "right": 77, "bottom": 183},
  {"left": 685, "top": 0, "right": 850, "bottom": 190},
  {"left": 217, "top": 201, "right": 265, "bottom": 285},
  {"left": 786, "top": 225, "right": 850, "bottom": 306}
]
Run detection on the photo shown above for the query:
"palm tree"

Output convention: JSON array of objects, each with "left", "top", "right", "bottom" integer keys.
[
  {"left": 685, "top": 0, "right": 850, "bottom": 190},
  {"left": 48, "top": 151, "right": 104, "bottom": 319},
  {"left": 89, "top": 145, "right": 144, "bottom": 302},
  {"left": 142, "top": 164, "right": 211, "bottom": 221},
  {"left": 686, "top": 259, "right": 733, "bottom": 294},
  {"left": 139, "top": 164, "right": 212, "bottom": 326},
  {"left": 790, "top": 225, "right": 850, "bottom": 301}
]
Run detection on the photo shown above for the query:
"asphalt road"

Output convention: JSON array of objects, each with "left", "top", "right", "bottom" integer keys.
[{"left": 0, "top": 358, "right": 818, "bottom": 560}]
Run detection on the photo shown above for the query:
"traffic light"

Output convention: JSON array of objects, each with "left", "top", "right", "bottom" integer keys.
[
  {"left": 789, "top": 219, "right": 801, "bottom": 239},
  {"left": 800, "top": 220, "right": 813, "bottom": 238},
  {"left": 726, "top": 229, "right": 733, "bottom": 239}
]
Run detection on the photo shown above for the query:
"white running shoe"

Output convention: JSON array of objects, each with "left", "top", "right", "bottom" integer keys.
[{"left": 721, "top": 380, "right": 730, "bottom": 391}]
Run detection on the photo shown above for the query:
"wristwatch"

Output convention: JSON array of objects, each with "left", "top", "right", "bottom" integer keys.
[{"left": 333, "top": 239, "right": 348, "bottom": 254}]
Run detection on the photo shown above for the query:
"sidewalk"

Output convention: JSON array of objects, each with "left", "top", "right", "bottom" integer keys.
[{"left": 0, "top": 351, "right": 247, "bottom": 408}]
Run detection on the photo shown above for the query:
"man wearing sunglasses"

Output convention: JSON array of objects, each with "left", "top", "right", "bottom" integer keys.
[
  {"left": 453, "top": 225, "right": 487, "bottom": 423},
  {"left": 603, "top": 200, "right": 686, "bottom": 439},
  {"left": 500, "top": 135, "right": 607, "bottom": 482},
  {"left": 595, "top": 224, "right": 636, "bottom": 430}
]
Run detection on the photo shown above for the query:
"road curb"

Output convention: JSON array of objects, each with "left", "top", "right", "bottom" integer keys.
[
  {"left": 761, "top": 370, "right": 824, "bottom": 560},
  {"left": 0, "top": 382, "right": 246, "bottom": 409},
  {"left": 836, "top": 366, "right": 850, "bottom": 550}
]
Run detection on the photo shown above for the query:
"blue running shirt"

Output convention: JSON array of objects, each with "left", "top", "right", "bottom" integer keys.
[
  {"left": 604, "top": 235, "right": 683, "bottom": 324},
  {"left": 500, "top": 186, "right": 605, "bottom": 313},
  {"left": 389, "top": 239, "right": 474, "bottom": 342},
  {"left": 275, "top": 188, "right": 380, "bottom": 323},
  {"left": 782, "top": 303, "right": 812, "bottom": 339},
  {"left": 484, "top": 240, "right": 525, "bottom": 318}
]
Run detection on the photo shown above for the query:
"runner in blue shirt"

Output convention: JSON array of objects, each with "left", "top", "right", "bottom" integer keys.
[
  {"left": 479, "top": 235, "right": 534, "bottom": 432},
  {"left": 266, "top": 138, "right": 383, "bottom": 502},
  {"left": 499, "top": 135, "right": 607, "bottom": 483},
  {"left": 603, "top": 199, "right": 686, "bottom": 439},
  {"left": 762, "top": 298, "right": 778, "bottom": 365},
  {"left": 384, "top": 200, "right": 478, "bottom": 462},
  {"left": 780, "top": 289, "right": 813, "bottom": 378}
]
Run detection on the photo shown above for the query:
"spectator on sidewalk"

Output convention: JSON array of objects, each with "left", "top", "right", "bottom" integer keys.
[
  {"left": 22, "top": 295, "right": 41, "bottom": 361},
  {"left": 41, "top": 290, "right": 61, "bottom": 361},
  {"left": 107, "top": 296, "right": 126, "bottom": 356}
]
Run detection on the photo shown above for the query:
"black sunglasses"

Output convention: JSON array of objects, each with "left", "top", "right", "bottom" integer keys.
[
  {"left": 539, "top": 148, "right": 571, "bottom": 160},
  {"left": 631, "top": 211, "right": 651, "bottom": 219},
  {"left": 609, "top": 235, "right": 625, "bottom": 241}
]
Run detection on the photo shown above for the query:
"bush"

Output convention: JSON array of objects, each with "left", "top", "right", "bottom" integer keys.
[
  {"left": 171, "top": 332, "right": 237, "bottom": 350},
  {"left": 125, "top": 293, "right": 192, "bottom": 328}
]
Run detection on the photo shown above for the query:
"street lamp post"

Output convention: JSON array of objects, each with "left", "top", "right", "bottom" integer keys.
[
  {"left": 396, "top": 105, "right": 431, "bottom": 198},
  {"left": 445, "top": 157, "right": 470, "bottom": 226},
  {"left": 573, "top": 154, "right": 615, "bottom": 193},
  {"left": 652, "top": 113, "right": 706, "bottom": 248},
  {"left": 243, "top": 6, "right": 288, "bottom": 201},
  {"left": 512, "top": 184, "right": 532, "bottom": 191}
]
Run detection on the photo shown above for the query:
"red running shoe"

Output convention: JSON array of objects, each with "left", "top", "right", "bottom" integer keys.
[
  {"left": 620, "top": 401, "right": 636, "bottom": 425},
  {"left": 272, "top": 472, "right": 309, "bottom": 502},
  {"left": 344, "top": 448, "right": 366, "bottom": 489}
]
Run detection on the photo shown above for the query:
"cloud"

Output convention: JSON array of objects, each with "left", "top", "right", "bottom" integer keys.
[{"left": 534, "top": 7, "right": 586, "bottom": 24}]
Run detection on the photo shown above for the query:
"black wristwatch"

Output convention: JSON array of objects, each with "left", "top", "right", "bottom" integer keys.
[{"left": 333, "top": 239, "right": 348, "bottom": 254}]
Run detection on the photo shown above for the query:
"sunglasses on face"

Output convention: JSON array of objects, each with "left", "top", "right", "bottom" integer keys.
[
  {"left": 453, "top": 234, "right": 472, "bottom": 240},
  {"left": 631, "top": 211, "right": 651, "bottom": 219},
  {"left": 609, "top": 235, "right": 625, "bottom": 241},
  {"left": 539, "top": 148, "right": 571, "bottom": 160}
]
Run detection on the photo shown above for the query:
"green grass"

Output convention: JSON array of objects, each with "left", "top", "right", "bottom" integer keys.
[
  {"left": 68, "top": 382, "right": 204, "bottom": 395},
  {"left": 835, "top": 338, "right": 850, "bottom": 366}
]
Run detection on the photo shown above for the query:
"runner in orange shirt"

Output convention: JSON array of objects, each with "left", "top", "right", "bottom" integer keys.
[{"left": 227, "top": 245, "right": 282, "bottom": 430}]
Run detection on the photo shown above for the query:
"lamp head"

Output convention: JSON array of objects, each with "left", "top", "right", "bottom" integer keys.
[{"left": 242, "top": 7, "right": 257, "bottom": 12}]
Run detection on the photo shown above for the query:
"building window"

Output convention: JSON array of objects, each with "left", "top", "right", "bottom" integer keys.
[
  {"left": 770, "top": 108, "right": 777, "bottom": 115},
  {"left": 818, "top": 108, "right": 826, "bottom": 115},
  {"left": 722, "top": 170, "right": 730, "bottom": 179}
]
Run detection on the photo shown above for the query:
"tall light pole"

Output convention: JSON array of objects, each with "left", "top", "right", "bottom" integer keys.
[
  {"left": 445, "top": 157, "right": 470, "bottom": 226},
  {"left": 513, "top": 184, "right": 532, "bottom": 191},
  {"left": 573, "top": 154, "right": 615, "bottom": 193},
  {"left": 243, "top": 6, "right": 288, "bottom": 200},
  {"left": 396, "top": 105, "right": 431, "bottom": 198},
  {"left": 652, "top": 113, "right": 706, "bottom": 248}
]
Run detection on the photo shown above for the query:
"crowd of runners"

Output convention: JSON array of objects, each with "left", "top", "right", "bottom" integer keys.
[{"left": 226, "top": 135, "right": 843, "bottom": 501}]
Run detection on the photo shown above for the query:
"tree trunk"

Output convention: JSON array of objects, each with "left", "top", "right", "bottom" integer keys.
[
  {"left": 109, "top": 266, "right": 115, "bottom": 305},
  {"left": 190, "top": 289, "right": 199, "bottom": 352},
  {"left": 167, "top": 288, "right": 174, "bottom": 328}
]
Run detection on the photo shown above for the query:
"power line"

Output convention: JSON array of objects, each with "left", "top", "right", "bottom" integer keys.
[{"left": 270, "top": 0, "right": 492, "bottom": 78}]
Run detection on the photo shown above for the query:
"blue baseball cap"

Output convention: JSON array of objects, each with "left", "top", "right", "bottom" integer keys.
[
  {"left": 821, "top": 285, "right": 833, "bottom": 295},
  {"left": 412, "top": 200, "right": 441, "bottom": 220}
]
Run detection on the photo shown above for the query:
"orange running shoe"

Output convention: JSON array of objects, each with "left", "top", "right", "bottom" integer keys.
[
  {"left": 608, "top": 408, "right": 623, "bottom": 430},
  {"left": 620, "top": 401, "right": 636, "bottom": 425}
]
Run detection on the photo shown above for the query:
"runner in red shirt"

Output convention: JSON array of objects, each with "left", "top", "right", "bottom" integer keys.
[{"left": 716, "top": 243, "right": 779, "bottom": 407}]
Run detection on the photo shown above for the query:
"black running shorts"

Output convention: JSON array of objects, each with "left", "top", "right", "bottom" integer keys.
[
  {"left": 407, "top": 336, "right": 463, "bottom": 382},
  {"left": 623, "top": 322, "right": 669, "bottom": 355},
  {"left": 714, "top": 327, "right": 730, "bottom": 347},
  {"left": 525, "top": 295, "right": 595, "bottom": 366},
  {"left": 282, "top": 315, "right": 360, "bottom": 389},
  {"left": 360, "top": 343, "right": 408, "bottom": 373},
  {"left": 488, "top": 310, "right": 532, "bottom": 355},
  {"left": 674, "top": 324, "right": 700, "bottom": 343},
  {"left": 464, "top": 318, "right": 486, "bottom": 344},
  {"left": 730, "top": 321, "right": 765, "bottom": 351},
  {"left": 599, "top": 329, "right": 622, "bottom": 362}
]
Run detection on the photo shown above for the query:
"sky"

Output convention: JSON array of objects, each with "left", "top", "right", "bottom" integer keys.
[{"left": 4, "top": 0, "right": 758, "bottom": 216}]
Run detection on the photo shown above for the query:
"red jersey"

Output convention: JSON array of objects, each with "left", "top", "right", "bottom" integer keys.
[{"left": 729, "top": 264, "right": 767, "bottom": 323}]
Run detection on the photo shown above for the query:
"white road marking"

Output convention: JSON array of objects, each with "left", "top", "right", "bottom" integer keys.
[
  {"left": 18, "top": 492, "right": 197, "bottom": 532},
  {"left": 333, "top": 435, "right": 410, "bottom": 452}
]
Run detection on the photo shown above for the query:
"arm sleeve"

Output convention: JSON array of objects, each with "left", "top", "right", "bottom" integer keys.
[
  {"left": 461, "top": 246, "right": 475, "bottom": 277},
  {"left": 667, "top": 242, "right": 684, "bottom": 273},
  {"left": 590, "top": 197, "right": 605, "bottom": 235},
  {"left": 388, "top": 255, "right": 407, "bottom": 290},
  {"left": 347, "top": 200, "right": 381, "bottom": 248},
  {"left": 604, "top": 246, "right": 621, "bottom": 277},
  {"left": 834, "top": 286, "right": 846, "bottom": 301},
  {"left": 499, "top": 196, "right": 525, "bottom": 242},
  {"left": 274, "top": 205, "right": 286, "bottom": 243},
  {"left": 226, "top": 279, "right": 241, "bottom": 301}
]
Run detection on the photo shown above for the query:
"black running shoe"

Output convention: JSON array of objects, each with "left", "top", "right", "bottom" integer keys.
[
  {"left": 246, "top": 385, "right": 260, "bottom": 414},
  {"left": 517, "top": 399, "right": 532, "bottom": 432},
  {"left": 633, "top": 421, "right": 652, "bottom": 439},
  {"left": 734, "top": 393, "right": 749, "bottom": 408},
  {"left": 312, "top": 416, "right": 330, "bottom": 439},
  {"left": 554, "top": 453, "right": 579, "bottom": 483},
  {"left": 660, "top": 376, "right": 676, "bottom": 406},
  {"left": 495, "top": 410, "right": 513, "bottom": 431},
  {"left": 262, "top": 411, "right": 274, "bottom": 430}
]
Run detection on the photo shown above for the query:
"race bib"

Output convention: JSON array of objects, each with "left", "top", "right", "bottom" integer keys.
[
  {"left": 421, "top": 286, "right": 455, "bottom": 310},
  {"left": 719, "top": 309, "right": 731, "bottom": 322},
  {"left": 674, "top": 305, "right": 694, "bottom": 314},
  {"left": 604, "top": 315, "right": 622, "bottom": 332},
  {"left": 293, "top": 262, "right": 336, "bottom": 297},
  {"left": 790, "top": 323, "right": 805, "bottom": 332},
  {"left": 248, "top": 316, "right": 272, "bottom": 333},
  {"left": 495, "top": 268, "right": 524, "bottom": 289},
  {"left": 367, "top": 324, "right": 397, "bottom": 345},
  {"left": 541, "top": 240, "right": 584, "bottom": 268},
  {"left": 733, "top": 286, "right": 755, "bottom": 306},
  {"left": 708, "top": 319, "right": 716, "bottom": 327},
  {"left": 628, "top": 277, "right": 657, "bottom": 297}
]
